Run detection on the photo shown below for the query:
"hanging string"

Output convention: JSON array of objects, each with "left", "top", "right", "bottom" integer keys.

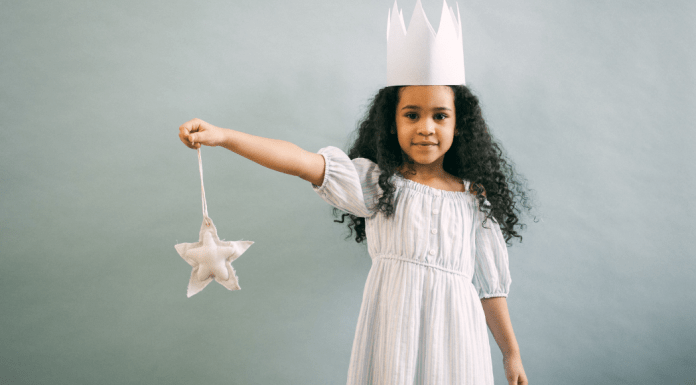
[{"left": 197, "top": 148, "right": 211, "bottom": 226}]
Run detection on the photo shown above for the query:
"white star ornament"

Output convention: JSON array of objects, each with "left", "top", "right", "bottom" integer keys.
[{"left": 175, "top": 217, "right": 253, "bottom": 297}]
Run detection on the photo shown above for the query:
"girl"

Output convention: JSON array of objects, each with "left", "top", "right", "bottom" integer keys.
[{"left": 178, "top": 84, "right": 532, "bottom": 385}]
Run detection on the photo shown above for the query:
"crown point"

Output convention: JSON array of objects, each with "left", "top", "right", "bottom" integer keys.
[
  {"left": 456, "top": 2, "right": 462, "bottom": 32},
  {"left": 388, "top": 0, "right": 407, "bottom": 40},
  {"left": 386, "top": 0, "right": 465, "bottom": 86},
  {"left": 437, "top": 0, "right": 456, "bottom": 37},
  {"left": 387, "top": 9, "right": 391, "bottom": 40},
  {"left": 408, "top": 0, "right": 435, "bottom": 37}
]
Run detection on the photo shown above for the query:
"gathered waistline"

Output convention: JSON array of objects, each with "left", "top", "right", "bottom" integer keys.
[{"left": 375, "top": 254, "right": 471, "bottom": 279}]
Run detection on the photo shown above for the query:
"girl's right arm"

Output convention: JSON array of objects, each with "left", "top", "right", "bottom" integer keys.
[{"left": 178, "top": 118, "right": 326, "bottom": 186}]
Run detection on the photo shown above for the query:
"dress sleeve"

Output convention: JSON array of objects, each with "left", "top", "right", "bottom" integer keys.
[
  {"left": 472, "top": 200, "right": 512, "bottom": 299},
  {"left": 311, "top": 146, "right": 382, "bottom": 218}
]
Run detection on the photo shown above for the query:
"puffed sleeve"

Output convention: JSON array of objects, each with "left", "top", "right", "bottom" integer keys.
[
  {"left": 311, "top": 146, "right": 382, "bottom": 218},
  {"left": 472, "top": 200, "right": 512, "bottom": 299}
]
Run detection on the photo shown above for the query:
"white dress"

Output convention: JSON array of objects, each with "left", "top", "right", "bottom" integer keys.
[{"left": 311, "top": 146, "right": 512, "bottom": 385}]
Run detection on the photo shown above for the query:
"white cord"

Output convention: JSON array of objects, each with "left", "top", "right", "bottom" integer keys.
[{"left": 197, "top": 148, "right": 211, "bottom": 226}]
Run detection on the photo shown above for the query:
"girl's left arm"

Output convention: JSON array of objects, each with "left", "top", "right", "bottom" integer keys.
[{"left": 480, "top": 297, "right": 529, "bottom": 385}]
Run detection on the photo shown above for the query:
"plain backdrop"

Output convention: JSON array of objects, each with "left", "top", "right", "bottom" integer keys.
[{"left": 1, "top": 0, "right": 694, "bottom": 384}]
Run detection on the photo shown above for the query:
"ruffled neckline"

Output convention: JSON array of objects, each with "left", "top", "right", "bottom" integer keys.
[{"left": 392, "top": 174, "right": 474, "bottom": 201}]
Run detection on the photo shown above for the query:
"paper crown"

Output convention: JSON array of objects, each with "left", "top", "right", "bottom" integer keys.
[{"left": 386, "top": 0, "right": 465, "bottom": 86}]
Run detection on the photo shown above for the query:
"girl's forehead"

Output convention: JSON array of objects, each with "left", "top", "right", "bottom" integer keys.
[{"left": 398, "top": 86, "right": 454, "bottom": 107}]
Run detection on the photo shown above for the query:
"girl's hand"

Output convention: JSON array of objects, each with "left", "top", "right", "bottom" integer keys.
[
  {"left": 503, "top": 353, "right": 528, "bottom": 384},
  {"left": 179, "top": 118, "right": 226, "bottom": 149}
]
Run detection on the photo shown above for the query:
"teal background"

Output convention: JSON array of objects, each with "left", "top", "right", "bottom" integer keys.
[{"left": 2, "top": 0, "right": 695, "bottom": 384}]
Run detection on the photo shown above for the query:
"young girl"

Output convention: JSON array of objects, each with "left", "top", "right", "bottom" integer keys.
[{"left": 178, "top": 84, "right": 532, "bottom": 385}]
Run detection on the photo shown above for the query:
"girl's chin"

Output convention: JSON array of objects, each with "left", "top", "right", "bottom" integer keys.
[{"left": 408, "top": 156, "right": 441, "bottom": 166}]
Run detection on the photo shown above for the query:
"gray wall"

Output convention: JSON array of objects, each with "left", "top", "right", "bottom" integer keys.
[{"left": 2, "top": 0, "right": 694, "bottom": 384}]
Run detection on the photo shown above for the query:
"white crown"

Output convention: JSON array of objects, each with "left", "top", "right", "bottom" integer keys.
[{"left": 386, "top": 0, "right": 465, "bottom": 86}]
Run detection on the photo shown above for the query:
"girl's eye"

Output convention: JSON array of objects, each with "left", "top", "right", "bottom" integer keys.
[
  {"left": 434, "top": 113, "right": 448, "bottom": 120},
  {"left": 405, "top": 113, "right": 418, "bottom": 120}
]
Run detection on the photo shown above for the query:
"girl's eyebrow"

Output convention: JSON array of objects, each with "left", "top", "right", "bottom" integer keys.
[{"left": 400, "top": 105, "right": 452, "bottom": 111}]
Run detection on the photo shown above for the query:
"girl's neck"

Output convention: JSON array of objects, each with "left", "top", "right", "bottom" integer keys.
[
  {"left": 399, "top": 165, "right": 466, "bottom": 192},
  {"left": 398, "top": 155, "right": 447, "bottom": 180},
  {"left": 399, "top": 163, "right": 445, "bottom": 181},
  {"left": 397, "top": 162, "right": 464, "bottom": 192},
  {"left": 398, "top": 163, "right": 457, "bottom": 184}
]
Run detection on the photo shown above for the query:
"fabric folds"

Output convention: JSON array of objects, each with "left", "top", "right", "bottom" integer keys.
[{"left": 311, "top": 146, "right": 512, "bottom": 385}]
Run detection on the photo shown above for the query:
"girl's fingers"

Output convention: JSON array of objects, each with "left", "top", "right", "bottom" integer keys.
[
  {"left": 179, "top": 124, "right": 196, "bottom": 148},
  {"left": 179, "top": 118, "right": 209, "bottom": 149},
  {"left": 189, "top": 132, "right": 206, "bottom": 149}
]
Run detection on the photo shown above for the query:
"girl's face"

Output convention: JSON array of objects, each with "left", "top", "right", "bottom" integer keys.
[{"left": 395, "top": 85, "right": 457, "bottom": 168}]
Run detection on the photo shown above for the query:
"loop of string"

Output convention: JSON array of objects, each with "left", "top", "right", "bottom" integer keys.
[{"left": 197, "top": 148, "right": 211, "bottom": 226}]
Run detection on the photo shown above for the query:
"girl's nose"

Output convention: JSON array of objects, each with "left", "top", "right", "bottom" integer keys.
[{"left": 417, "top": 119, "right": 436, "bottom": 135}]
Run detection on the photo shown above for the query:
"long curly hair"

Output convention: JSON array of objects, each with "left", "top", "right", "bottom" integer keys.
[{"left": 334, "top": 85, "right": 535, "bottom": 246}]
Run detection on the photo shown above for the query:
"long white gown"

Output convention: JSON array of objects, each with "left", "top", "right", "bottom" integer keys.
[{"left": 311, "top": 146, "right": 512, "bottom": 385}]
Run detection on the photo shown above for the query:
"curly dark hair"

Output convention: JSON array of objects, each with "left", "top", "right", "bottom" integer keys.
[{"left": 333, "top": 84, "right": 536, "bottom": 246}]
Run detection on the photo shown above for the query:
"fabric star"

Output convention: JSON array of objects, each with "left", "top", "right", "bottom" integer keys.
[{"left": 175, "top": 216, "right": 253, "bottom": 297}]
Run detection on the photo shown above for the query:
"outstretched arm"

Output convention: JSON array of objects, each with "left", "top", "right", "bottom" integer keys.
[
  {"left": 179, "top": 118, "right": 326, "bottom": 186},
  {"left": 480, "top": 297, "right": 528, "bottom": 385}
]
